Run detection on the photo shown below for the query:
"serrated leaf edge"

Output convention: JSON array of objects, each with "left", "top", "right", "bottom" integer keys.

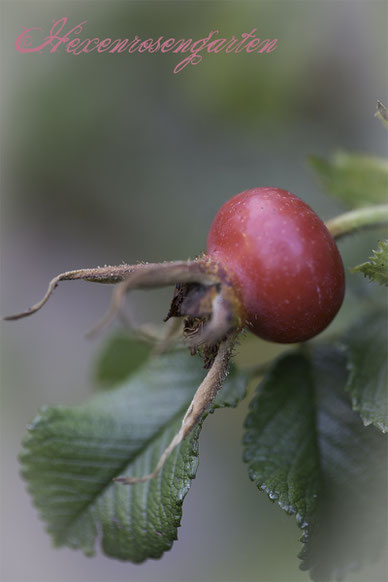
[
  {"left": 243, "top": 351, "right": 321, "bottom": 532},
  {"left": 20, "top": 366, "right": 248, "bottom": 557}
]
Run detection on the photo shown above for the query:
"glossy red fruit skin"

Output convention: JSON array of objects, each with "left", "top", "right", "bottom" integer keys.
[{"left": 207, "top": 188, "right": 345, "bottom": 343}]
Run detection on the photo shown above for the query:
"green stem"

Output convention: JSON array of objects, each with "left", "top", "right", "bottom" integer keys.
[{"left": 325, "top": 204, "right": 388, "bottom": 240}]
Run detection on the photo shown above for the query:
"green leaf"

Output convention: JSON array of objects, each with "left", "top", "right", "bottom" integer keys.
[
  {"left": 94, "top": 332, "right": 152, "bottom": 388},
  {"left": 351, "top": 240, "right": 388, "bottom": 286},
  {"left": 243, "top": 347, "right": 387, "bottom": 581},
  {"left": 21, "top": 351, "right": 247, "bottom": 562},
  {"left": 309, "top": 151, "right": 388, "bottom": 208},
  {"left": 343, "top": 308, "right": 388, "bottom": 432}
]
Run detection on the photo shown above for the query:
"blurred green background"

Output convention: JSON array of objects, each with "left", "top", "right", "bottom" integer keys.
[{"left": 1, "top": 1, "right": 387, "bottom": 581}]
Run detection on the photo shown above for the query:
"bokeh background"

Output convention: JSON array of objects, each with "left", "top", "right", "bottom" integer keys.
[{"left": 1, "top": 1, "right": 387, "bottom": 581}]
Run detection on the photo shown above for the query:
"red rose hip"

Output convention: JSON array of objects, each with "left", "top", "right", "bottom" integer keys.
[{"left": 206, "top": 187, "right": 345, "bottom": 343}]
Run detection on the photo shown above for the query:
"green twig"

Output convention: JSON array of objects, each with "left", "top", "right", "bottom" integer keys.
[{"left": 325, "top": 204, "right": 388, "bottom": 240}]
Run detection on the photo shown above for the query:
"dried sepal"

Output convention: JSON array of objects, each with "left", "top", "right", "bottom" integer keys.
[
  {"left": 86, "top": 260, "right": 222, "bottom": 336},
  {"left": 5, "top": 255, "right": 245, "bottom": 485},
  {"left": 115, "top": 330, "right": 239, "bottom": 484},
  {"left": 4, "top": 256, "right": 245, "bottom": 357},
  {"left": 4, "top": 264, "right": 141, "bottom": 321},
  {"left": 4, "top": 260, "right": 219, "bottom": 322}
]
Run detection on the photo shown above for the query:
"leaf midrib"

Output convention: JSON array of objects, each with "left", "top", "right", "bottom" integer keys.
[{"left": 48, "top": 394, "right": 197, "bottom": 545}]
